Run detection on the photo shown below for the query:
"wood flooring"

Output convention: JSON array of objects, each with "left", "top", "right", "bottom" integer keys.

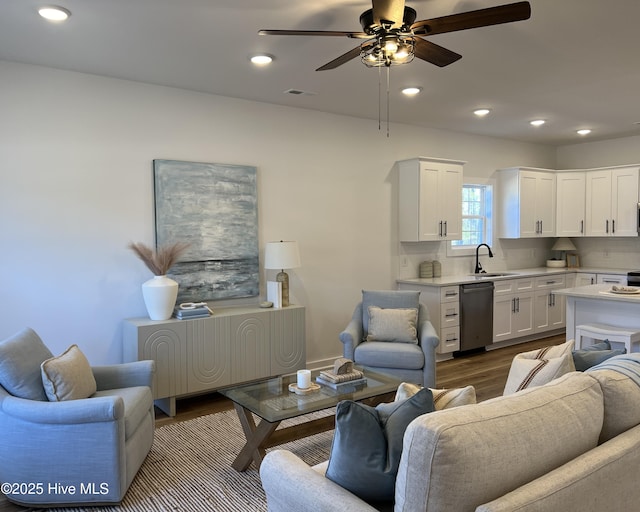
[{"left": 0, "top": 333, "right": 564, "bottom": 512}]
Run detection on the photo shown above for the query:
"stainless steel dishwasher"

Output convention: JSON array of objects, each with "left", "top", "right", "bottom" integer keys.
[{"left": 459, "top": 281, "right": 494, "bottom": 352}]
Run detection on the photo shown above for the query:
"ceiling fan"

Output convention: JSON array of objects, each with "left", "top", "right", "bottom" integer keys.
[{"left": 259, "top": 0, "right": 531, "bottom": 71}]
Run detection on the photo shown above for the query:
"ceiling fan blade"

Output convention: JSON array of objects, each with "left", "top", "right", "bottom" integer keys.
[
  {"left": 372, "top": 0, "right": 406, "bottom": 27},
  {"left": 412, "top": 38, "right": 462, "bottom": 67},
  {"left": 411, "top": 1, "right": 531, "bottom": 36},
  {"left": 316, "top": 44, "right": 368, "bottom": 71},
  {"left": 259, "top": 29, "right": 369, "bottom": 39}
]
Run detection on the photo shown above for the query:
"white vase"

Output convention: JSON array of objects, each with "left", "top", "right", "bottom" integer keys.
[{"left": 141, "top": 275, "right": 179, "bottom": 320}]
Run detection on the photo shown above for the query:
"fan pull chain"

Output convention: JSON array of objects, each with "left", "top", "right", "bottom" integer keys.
[
  {"left": 386, "top": 65, "right": 390, "bottom": 138},
  {"left": 378, "top": 65, "right": 382, "bottom": 131}
]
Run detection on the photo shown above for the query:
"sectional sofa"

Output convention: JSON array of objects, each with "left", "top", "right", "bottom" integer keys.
[{"left": 261, "top": 363, "right": 640, "bottom": 511}]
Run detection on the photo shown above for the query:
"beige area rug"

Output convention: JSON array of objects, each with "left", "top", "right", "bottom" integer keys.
[{"left": 51, "top": 409, "right": 334, "bottom": 512}]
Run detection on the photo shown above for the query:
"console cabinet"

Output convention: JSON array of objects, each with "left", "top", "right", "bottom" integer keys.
[{"left": 123, "top": 305, "right": 305, "bottom": 416}]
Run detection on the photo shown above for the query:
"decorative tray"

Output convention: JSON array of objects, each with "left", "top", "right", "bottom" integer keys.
[
  {"left": 288, "top": 382, "right": 321, "bottom": 395},
  {"left": 609, "top": 286, "right": 640, "bottom": 295}
]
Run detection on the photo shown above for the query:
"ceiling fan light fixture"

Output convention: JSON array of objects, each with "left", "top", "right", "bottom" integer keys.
[
  {"left": 474, "top": 108, "right": 491, "bottom": 117},
  {"left": 577, "top": 129, "right": 592, "bottom": 136},
  {"left": 250, "top": 54, "right": 273, "bottom": 66},
  {"left": 530, "top": 119, "right": 546, "bottom": 127},
  {"left": 361, "top": 36, "right": 414, "bottom": 67},
  {"left": 38, "top": 5, "right": 71, "bottom": 21}
]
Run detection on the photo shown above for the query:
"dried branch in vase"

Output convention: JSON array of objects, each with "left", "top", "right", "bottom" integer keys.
[{"left": 128, "top": 241, "right": 190, "bottom": 276}]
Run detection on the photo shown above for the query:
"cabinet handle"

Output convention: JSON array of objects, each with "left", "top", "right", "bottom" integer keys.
[
  {"left": 445, "top": 291, "right": 458, "bottom": 297},
  {"left": 552, "top": 293, "right": 556, "bottom": 306},
  {"left": 511, "top": 298, "right": 516, "bottom": 313},
  {"left": 439, "top": 220, "right": 443, "bottom": 237},
  {"left": 606, "top": 219, "right": 609, "bottom": 233},
  {"left": 540, "top": 220, "right": 543, "bottom": 233},
  {"left": 581, "top": 220, "right": 584, "bottom": 234},
  {"left": 444, "top": 220, "right": 447, "bottom": 237},
  {"left": 612, "top": 219, "right": 615, "bottom": 233},
  {"left": 445, "top": 313, "right": 459, "bottom": 318},
  {"left": 548, "top": 293, "right": 552, "bottom": 307},
  {"left": 516, "top": 297, "right": 520, "bottom": 312}
]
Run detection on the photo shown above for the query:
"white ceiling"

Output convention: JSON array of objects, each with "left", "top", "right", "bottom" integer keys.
[{"left": 2, "top": 0, "right": 640, "bottom": 146}]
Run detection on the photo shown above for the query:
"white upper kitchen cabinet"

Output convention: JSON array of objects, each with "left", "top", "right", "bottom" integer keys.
[
  {"left": 398, "top": 157, "right": 465, "bottom": 242},
  {"left": 585, "top": 166, "right": 639, "bottom": 237},
  {"left": 556, "top": 172, "right": 586, "bottom": 237},
  {"left": 498, "top": 168, "right": 556, "bottom": 238}
]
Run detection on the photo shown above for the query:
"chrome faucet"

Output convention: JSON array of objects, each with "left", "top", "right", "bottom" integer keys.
[{"left": 474, "top": 244, "right": 494, "bottom": 274}]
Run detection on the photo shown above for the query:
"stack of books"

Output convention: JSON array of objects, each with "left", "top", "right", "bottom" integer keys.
[
  {"left": 174, "top": 304, "right": 212, "bottom": 320},
  {"left": 316, "top": 367, "right": 367, "bottom": 390}
]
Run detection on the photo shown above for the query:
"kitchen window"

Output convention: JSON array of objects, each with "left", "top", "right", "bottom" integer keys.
[{"left": 448, "top": 180, "right": 494, "bottom": 256}]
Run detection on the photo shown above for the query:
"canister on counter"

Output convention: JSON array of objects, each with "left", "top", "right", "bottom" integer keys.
[
  {"left": 432, "top": 260, "right": 442, "bottom": 278},
  {"left": 419, "top": 261, "right": 433, "bottom": 278}
]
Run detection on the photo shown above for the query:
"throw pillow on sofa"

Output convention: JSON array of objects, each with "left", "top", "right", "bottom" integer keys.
[
  {"left": 572, "top": 340, "right": 626, "bottom": 371},
  {"left": 325, "top": 387, "right": 434, "bottom": 502},
  {"left": 503, "top": 340, "right": 576, "bottom": 395},
  {"left": 394, "top": 382, "right": 476, "bottom": 409}
]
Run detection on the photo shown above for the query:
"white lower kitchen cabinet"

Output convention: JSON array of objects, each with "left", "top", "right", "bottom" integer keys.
[
  {"left": 533, "top": 275, "right": 566, "bottom": 332},
  {"left": 397, "top": 283, "right": 460, "bottom": 354},
  {"left": 493, "top": 278, "right": 535, "bottom": 342},
  {"left": 596, "top": 273, "right": 627, "bottom": 285}
]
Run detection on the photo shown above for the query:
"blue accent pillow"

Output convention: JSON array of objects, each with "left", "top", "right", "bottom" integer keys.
[
  {"left": 572, "top": 340, "right": 626, "bottom": 371},
  {"left": 0, "top": 327, "right": 53, "bottom": 400},
  {"left": 325, "top": 387, "right": 434, "bottom": 502}
]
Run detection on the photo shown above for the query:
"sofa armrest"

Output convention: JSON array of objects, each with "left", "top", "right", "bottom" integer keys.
[
  {"left": 260, "top": 450, "right": 379, "bottom": 512},
  {"left": 1, "top": 393, "right": 124, "bottom": 424},
  {"left": 92, "top": 360, "right": 155, "bottom": 391},
  {"left": 339, "top": 303, "right": 364, "bottom": 360},
  {"left": 418, "top": 306, "right": 440, "bottom": 388}
]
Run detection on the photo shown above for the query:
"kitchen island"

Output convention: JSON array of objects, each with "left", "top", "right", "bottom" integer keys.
[{"left": 555, "top": 283, "right": 640, "bottom": 352}]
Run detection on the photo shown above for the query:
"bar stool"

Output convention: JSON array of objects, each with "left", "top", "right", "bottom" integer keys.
[{"left": 575, "top": 323, "right": 640, "bottom": 353}]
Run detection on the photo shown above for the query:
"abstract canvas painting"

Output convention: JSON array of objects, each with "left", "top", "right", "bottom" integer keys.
[{"left": 153, "top": 159, "right": 259, "bottom": 302}]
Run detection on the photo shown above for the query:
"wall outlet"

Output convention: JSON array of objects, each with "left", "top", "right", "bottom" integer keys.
[
  {"left": 400, "top": 256, "right": 409, "bottom": 268},
  {"left": 603, "top": 250, "right": 610, "bottom": 258}
]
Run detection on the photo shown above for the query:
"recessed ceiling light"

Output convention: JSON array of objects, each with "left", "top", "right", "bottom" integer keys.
[
  {"left": 250, "top": 54, "right": 273, "bottom": 66},
  {"left": 402, "top": 87, "right": 422, "bottom": 96},
  {"left": 530, "top": 119, "right": 545, "bottom": 127},
  {"left": 473, "top": 109, "right": 491, "bottom": 117},
  {"left": 577, "top": 129, "right": 592, "bottom": 136},
  {"left": 38, "top": 6, "right": 71, "bottom": 21}
]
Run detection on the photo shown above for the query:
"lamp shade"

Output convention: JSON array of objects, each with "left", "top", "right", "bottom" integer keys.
[
  {"left": 551, "top": 237, "right": 577, "bottom": 251},
  {"left": 264, "top": 241, "right": 301, "bottom": 270}
]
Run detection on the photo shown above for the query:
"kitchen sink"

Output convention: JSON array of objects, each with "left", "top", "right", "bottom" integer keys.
[{"left": 469, "top": 272, "right": 518, "bottom": 279}]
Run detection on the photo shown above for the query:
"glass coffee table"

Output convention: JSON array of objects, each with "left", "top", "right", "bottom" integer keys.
[{"left": 219, "top": 368, "right": 401, "bottom": 471}]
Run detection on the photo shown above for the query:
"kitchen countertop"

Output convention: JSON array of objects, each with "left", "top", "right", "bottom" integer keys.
[
  {"left": 555, "top": 283, "right": 640, "bottom": 304},
  {"left": 397, "top": 267, "right": 629, "bottom": 288}
]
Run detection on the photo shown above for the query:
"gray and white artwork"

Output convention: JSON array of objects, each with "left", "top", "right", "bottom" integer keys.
[{"left": 153, "top": 159, "right": 259, "bottom": 302}]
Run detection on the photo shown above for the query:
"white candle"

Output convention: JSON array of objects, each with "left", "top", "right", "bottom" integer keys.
[{"left": 297, "top": 369, "right": 311, "bottom": 389}]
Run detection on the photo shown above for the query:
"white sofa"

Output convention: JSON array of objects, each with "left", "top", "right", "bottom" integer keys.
[{"left": 261, "top": 368, "right": 640, "bottom": 512}]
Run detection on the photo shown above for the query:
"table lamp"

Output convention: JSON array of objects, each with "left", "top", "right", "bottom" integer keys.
[
  {"left": 548, "top": 237, "right": 577, "bottom": 267},
  {"left": 264, "top": 241, "right": 301, "bottom": 307}
]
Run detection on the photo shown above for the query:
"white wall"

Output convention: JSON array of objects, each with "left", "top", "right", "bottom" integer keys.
[
  {"left": 557, "top": 135, "right": 640, "bottom": 169},
  {"left": 0, "top": 60, "right": 557, "bottom": 366}
]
